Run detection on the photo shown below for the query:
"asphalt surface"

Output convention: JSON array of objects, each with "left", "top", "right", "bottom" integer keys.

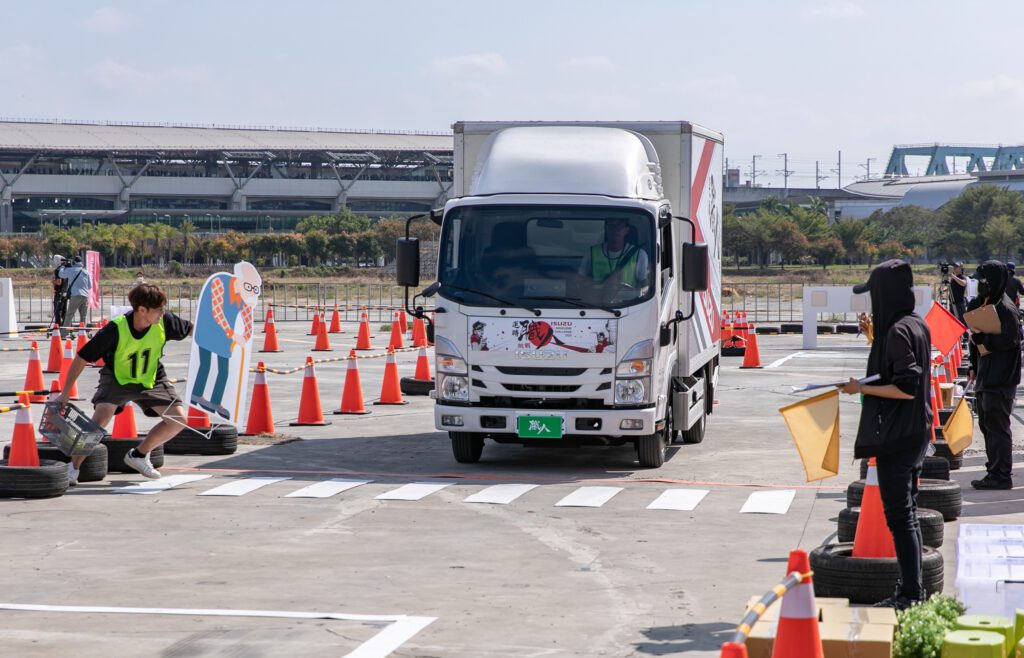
[{"left": 0, "top": 321, "right": 1021, "bottom": 657}]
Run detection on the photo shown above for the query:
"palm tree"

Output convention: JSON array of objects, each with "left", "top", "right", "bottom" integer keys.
[
  {"left": 808, "top": 196, "right": 829, "bottom": 219},
  {"left": 179, "top": 220, "right": 196, "bottom": 264}
]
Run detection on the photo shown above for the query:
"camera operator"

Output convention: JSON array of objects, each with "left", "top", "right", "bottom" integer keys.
[
  {"left": 948, "top": 262, "right": 968, "bottom": 323},
  {"left": 50, "top": 255, "right": 68, "bottom": 330}
]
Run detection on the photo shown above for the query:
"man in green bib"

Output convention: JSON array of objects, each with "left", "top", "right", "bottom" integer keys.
[
  {"left": 57, "top": 284, "right": 193, "bottom": 483},
  {"left": 578, "top": 217, "right": 650, "bottom": 294}
]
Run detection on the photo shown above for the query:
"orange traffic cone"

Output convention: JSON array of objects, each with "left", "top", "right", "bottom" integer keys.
[
  {"left": 290, "top": 357, "right": 330, "bottom": 426},
  {"left": 58, "top": 340, "right": 82, "bottom": 400},
  {"left": 412, "top": 316, "right": 427, "bottom": 348},
  {"left": 388, "top": 312, "right": 404, "bottom": 349},
  {"left": 308, "top": 312, "right": 321, "bottom": 336},
  {"left": 852, "top": 458, "right": 896, "bottom": 558},
  {"left": 7, "top": 399, "right": 39, "bottom": 467},
  {"left": 770, "top": 549, "right": 824, "bottom": 658},
  {"left": 931, "top": 375, "right": 941, "bottom": 427},
  {"left": 721, "top": 312, "right": 733, "bottom": 343},
  {"left": 329, "top": 307, "right": 342, "bottom": 334},
  {"left": 111, "top": 402, "right": 139, "bottom": 439},
  {"left": 244, "top": 362, "right": 276, "bottom": 435},
  {"left": 261, "top": 312, "right": 282, "bottom": 353},
  {"left": 76, "top": 322, "right": 88, "bottom": 352},
  {"left": 262, "top": 309, "right": 273, "bottom": 333},
  {"left": 355, "top": 312, "right": 373, "bottom": 350},
  {"left": 739, "top": 326, "right": 762, "bottom": 369},
  {"left": 24, "top": 342, "right": 46, "bottom": 403},
  {"left": 413, "top": 347, "right": 432, "bottom": 381},
  {"left": 45, "top": 324, "right": 62, "bottom": 373},
  {"left": 375, "top": 346, "right": 407, "bottom": 405},
  {"left": 719, "top": 642, "right": 748, "bottom": 658},
  {"left": 187, "top": 406, "right": 211, "bottom": 429},
  {"left": 399, "top": 311, "right": 408, "bottom": 335},
  {"left": 46, "top": 379, "right": 60, "bottom": 403},
  {"left": 335, "top": 350, "right": 370, "bottom": 415},
  {"left": 313, "top": 317, "right": 332, "bottom": 351}
]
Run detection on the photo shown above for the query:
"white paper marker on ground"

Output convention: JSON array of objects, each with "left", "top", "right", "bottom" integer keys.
[
  {"left": 555, "top": 486, "right": 623, "bottom": 508},
  {"left": 113, "top": 474, "right": 213, "bottom": 495},
  {"left": 375, "top": 482, "right": 451, "bottom": 501},
  {"left": 646, "top": 489, "right": 710, "bottom": 511},
  {"left": 464, "top": 483, "right": 538, "bottom": 505},
  {"left": 285, "top": 479, "right": 371, "bottom": 498},
  {"left": 739, "top": 490, "right": 796, "bottom": 515},
  {"left": 198, "top": 477, "right": 291, "bottom": 497}
]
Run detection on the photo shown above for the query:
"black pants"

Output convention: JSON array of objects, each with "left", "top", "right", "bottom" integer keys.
[
  {"left": 952, "top": 300, "right": 966, "bottom": 324},
  {"left": 977, "top": 388, "right": 1015, "bottom": 483},
  {"left": 876, "top": 438, "right": 930, "bottom": 601}
]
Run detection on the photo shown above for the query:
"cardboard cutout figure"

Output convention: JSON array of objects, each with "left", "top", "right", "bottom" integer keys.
[{"left": 185, "top": 262, "right": 261, "bottom": 426}]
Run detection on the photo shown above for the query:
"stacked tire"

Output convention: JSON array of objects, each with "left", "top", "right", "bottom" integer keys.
[
  {"left": 102, "top": 439, "right": 165, "bottom": 473},
  {"left": 0, "top": 459, "right": 69, "bottom": 498},
  {"left": 858, "top": 456, "right": 950, "bottom": 481},
  {"left": 163, "top": 425, "right": 238, "bottom": 456},
  {"left": 3, "top": 443, "right": 108, "bottom": 483},
  {"left": 810, "top": 543, "right": 944, "bottom": 604},
  {"left": 846, "top": 478, "right": 962, "bottom": 521},
  {"left": 837, "top": 506, "right": 944, "bottom": 547}
]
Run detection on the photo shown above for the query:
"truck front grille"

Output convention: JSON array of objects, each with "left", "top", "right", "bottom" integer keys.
[
  {"left": 502, "top": 383, "right": 580, "bottom": 393},
  {"left": 494, "top": 366, "right": 587, "bottom": 377}
]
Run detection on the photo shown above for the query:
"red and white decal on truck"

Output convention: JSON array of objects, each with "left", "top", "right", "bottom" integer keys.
[{"left": 689, "top": 137, "right": 723, "bottom": 348}]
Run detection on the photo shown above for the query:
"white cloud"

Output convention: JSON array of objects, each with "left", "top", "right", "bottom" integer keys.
[
  {"left": 83, "top": 7, "right": 135, "bottom": 32},
  {"left": 801, "top": 2, "right": 864, "bottom": 19},
  {"left": 431, "top": 53, "right": 508, "bottom": 77},
  {"left": 92, "top": 60, "right": 151, "bottom": 88},
  {"left": 559, "top": 56, "right": 617, "bottom": 72}
]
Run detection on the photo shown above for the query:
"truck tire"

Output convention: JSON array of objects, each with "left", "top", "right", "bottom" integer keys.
[
  {"left": 163, "top": 426, "right": 238, "bottom": 456},
  {"left": 4, "top": 442, "right": 108, "bottom": 483},
  {"left": 847, "top": 478, "right": 962, "bottom": 521},
  {"left": 636, "top": 432, "right": 666, "bottom": 468},
  {"left": 858, "top": 456, "right": 950, "bottom": 481},
  {"left": 102, "top": 439, "right": 165, "bottom": 473},
  {"left": 680, "top": 412, "right": 706, "bottom": 444},
  {"left": 0, "top": 459, "right": 69, "bottom": 498},
  {"left": 810, "top": 543, "right": 943, "bottom": 604},
  {"left": 837, "top": 506, "right": 944, "bottom": 547},
  {"left": 450, "top": 432, "right": 484, "bottom": 463}
]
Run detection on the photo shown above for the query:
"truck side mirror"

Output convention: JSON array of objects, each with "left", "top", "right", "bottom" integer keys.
[
  {"left": 396, "top": 237, "right": 420, "bottom": 287},
  {"left": 681, "top": 243, "right": 709, "bottom": 292}
]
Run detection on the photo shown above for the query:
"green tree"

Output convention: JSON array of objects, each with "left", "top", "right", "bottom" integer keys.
[
  {"left": 832, "top": 219, "right": 866, "bottom": 264},
  {"left": 304, "top": 230, "right": 331, "bottom": 265},
  {"left": 810, "top": 236, "right": 845, "bottom": 270},
  {"left": 296, "top": 207, "right": 371, "bottom": 234},
  {"left": 939, "top": 185, "right": 1024, "bottom": 259},
  {"left": 768, "top": 218, "right": 809, "bottom": 268},
  {"left": 983, "top": 215, "right": 1017, "bottom": 261},
  {"left": 179, "top": 219, "right": 197, "bottom": 264}
]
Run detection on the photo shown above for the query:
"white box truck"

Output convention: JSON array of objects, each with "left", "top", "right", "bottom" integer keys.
[{"left": 396, "top": 121, "right": 723, "bottom": 467}]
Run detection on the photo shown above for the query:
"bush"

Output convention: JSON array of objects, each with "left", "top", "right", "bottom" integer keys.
[
  {"left": 893, "top": 594, "right": 966, "bottom": 658},
  {"left": 167, "top": 260, "right": 184, "bottom": 276}
]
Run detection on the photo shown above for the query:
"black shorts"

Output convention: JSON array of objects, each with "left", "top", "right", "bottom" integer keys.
[{"left": 92, "top": 368, "right": 181, "bottom": 417}]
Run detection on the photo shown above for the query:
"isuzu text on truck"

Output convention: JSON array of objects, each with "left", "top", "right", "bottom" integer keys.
[{"left": 397, "top": 121, "right": 723, "bottom": 467}]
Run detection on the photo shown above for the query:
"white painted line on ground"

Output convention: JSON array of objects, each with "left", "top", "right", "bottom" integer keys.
[
  {"left": 555, "top": 486, "right": 623, "bottom": 508},
  {"left": 646, "top": 489, "right": 710, "bottom": 511},
  {"left": 0, "top": 602, "right": 435, "bottom": 658},
  {"left": 765, "top": 351, "right": 858, "bottom": 369},
  {"left": 285, "top": 478, "right": 371, "bottom": 498},
  {"left": 113, "top": 474, "right": 213, "bottom": 495},
  {"left": 766, "top": 352, "right": 803, "bottom": 369},
  {"left": 740, "top": 490, "right": 796, "bottom": 514},
  {"left": 464, "top": 483, "right": 538, "bottom": 505},
  {"left": 198, "top": 477, "right": 291, "bottom": 497},
  {"left": 375, "top": 482, "right": 451, "bottom": 501}
]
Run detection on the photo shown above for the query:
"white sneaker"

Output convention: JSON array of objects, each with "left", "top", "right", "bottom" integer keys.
[
  {"left": 66, "top": 461, "right": 79, "bottom": 486},
  {"left": 123, "top": 451, "right": 161, "bottom": 479}
]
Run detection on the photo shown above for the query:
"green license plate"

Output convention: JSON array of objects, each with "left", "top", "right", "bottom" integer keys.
[{"left": 517, "top": 415, "right": 563, "bottom": 439}]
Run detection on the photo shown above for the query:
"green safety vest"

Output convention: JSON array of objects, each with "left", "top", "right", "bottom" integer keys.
[
  {"left": 112, "top": 314, "right": 166, "bottom": 388},
  {"left": 591, "top": 244, "right": 639, "bottom": 286}
]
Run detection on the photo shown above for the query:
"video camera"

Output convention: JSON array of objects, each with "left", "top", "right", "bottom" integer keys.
[{"left": 938, "top": 262, "right": 960, "bottom": 276}]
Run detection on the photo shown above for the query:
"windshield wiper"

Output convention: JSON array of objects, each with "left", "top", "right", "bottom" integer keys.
[
  {"left": 442, "top": 283, "right": 540, "bottom": 316},
  {"left": 520, "top": 295, "right": 622, "bottom": 317}
]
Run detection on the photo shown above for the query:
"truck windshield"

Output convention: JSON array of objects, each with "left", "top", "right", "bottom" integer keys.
[{"left": 438, "top": 204, "right": 655, "bottom": 310}]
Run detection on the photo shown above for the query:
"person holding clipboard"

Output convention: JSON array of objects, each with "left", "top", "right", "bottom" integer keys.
[{"left": 964, "top": 261, "right": 1022, "bottom": 490}]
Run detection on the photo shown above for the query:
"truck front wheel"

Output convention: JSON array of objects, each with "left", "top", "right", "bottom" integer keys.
[
  {"left": 636, "top": 432, "right": 666, "bottom": 468},
  {"left": 450, "top": 432, "right": 485, "bottom": 463}
]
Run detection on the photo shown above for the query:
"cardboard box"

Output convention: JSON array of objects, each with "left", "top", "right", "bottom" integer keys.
[
  {"left": 744, "top": 603, "right": 893, "bottom": 658},
  {"left": 821, "top": 604, "right": 897, "bottom": 627},
  {"left": 819, "top": 621, "right": 894, "bottom": 658}
]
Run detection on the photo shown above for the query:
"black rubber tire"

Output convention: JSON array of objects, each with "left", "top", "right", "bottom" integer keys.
[
  {"left": 4, "top": 442, "right": 109, "bottom": 483},
  {"left": 680, "top": 412, "right": 706, "bottom": 445},
  {"left": 836, "top": 324, "right": 860, "bottom": 334},
  {"left": 817, "top": 325, "right": 835, "bottom": 334},
  {"left": 450, "top": 432, "right": 484, "bottom": 463},
  {"left": 755, "top": 326, "right": 779, "bottom": 335},
  {"left": 780, "top": 323, "right": 803, "bottom": 334},
  {"left": 847, "top": 478, "right": 962, "bottom": 521},
  {"left": 809, "top": 543, "right": 944, "bottom": 604},
  {"left": 837, "top": 506, "right": 944, "bottom": 547},
  {"left": 163, "top": 425, "right": 238, "bottom": 456},
  {"left": 721, "top": 346, "right": 745, "bottom": 357},
  {"left": 0, "top": 459, "right": 69, "bottom": 498},
  {"left": 932, "top": 439, "right": 964, "bottom": 470},
  {"left": 938, "top": 408, "right": 954, "bottom": 425},
  {"left": 858, "top": 456, "right": 950, "bottom": 481},
  {"left": 102, "top": 439, "right": 165, "bottom": 473},
  {"left": 636, "top": 432, "right": 666, "bottom": 468},
  {"left": 399, "top": 377, "right": 434, "bottom": 396}
]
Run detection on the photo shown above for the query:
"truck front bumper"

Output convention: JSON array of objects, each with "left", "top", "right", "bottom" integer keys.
[{"left": 434, "top": 403, "right": 659, "bottom": 437}]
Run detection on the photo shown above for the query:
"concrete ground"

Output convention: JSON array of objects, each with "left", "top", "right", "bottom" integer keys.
[{"left": 0, "top": 320, "right": 1021, "bottom": 657}]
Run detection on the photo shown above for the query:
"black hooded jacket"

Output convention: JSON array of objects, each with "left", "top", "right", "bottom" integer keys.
[
  {"left": 854, "top": 260, "right": 933, "bottom": 459},
  {"left": 968, "top": 261, "right": 1022, "bottom": 392}
]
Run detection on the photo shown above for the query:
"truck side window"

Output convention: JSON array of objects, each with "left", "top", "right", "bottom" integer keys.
[{"left": 659, "top": 223, "right": 673, "bottom": 290}]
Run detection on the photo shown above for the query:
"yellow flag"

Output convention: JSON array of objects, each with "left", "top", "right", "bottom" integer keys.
[
  {"left": 943, "top": 397, "right": 973, "bottom": 456},
  {"left": 779, "top": 389, "right": 840, "bottom": 482}
]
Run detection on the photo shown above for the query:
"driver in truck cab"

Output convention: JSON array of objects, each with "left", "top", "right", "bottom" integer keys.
[{"left": 578, "top": 217, "right": 650, "bottom": 292}]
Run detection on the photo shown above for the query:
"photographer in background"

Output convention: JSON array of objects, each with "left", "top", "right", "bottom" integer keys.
[
  {"left": 948, "top": 262, "right": 968, "bottom": 323},
  {"left": 59, "top": 255, "right": 91, "bottom": 337}
]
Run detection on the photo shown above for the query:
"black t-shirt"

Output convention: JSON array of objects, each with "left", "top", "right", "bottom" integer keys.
[
  {"left": 949, "top": 275, "right": 966, "bottom": 304},
  {"left": 1006, "top": 276, "right": 1024, "bottom": 304},
  {"left": 78, "top": 311, "right": 193, "bottom": 380}
]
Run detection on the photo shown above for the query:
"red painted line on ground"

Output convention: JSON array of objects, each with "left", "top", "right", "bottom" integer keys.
[{"left": 161, "top": 465, "right": 843, "bottom": 489}]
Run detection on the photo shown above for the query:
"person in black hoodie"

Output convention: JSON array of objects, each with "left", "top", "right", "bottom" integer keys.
[
  {"left": 841, "top": 260, "right": 932, "bottom": 609},
  {"left": 966, "top": 260, "right": 1022, "bottom": 490}
]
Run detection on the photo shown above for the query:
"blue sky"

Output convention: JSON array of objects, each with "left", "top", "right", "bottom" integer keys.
[{"left": 2, "top": 1, "right": 1021, "bottom": 188}]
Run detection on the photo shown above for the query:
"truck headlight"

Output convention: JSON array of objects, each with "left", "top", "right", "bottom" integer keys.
[
  {"left": 615, "top": 378, "right": 648, "bottom": 405},
  {"left": 439, "top": 375, "right": 469, "bottom": 402},
  {"left": 435, "top": 336, "right": 467, "bottom": 375}
]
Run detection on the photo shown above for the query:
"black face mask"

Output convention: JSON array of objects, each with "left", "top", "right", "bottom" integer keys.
[{"left": 978, "top": 280, "right": 991, "bottom": 298}]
